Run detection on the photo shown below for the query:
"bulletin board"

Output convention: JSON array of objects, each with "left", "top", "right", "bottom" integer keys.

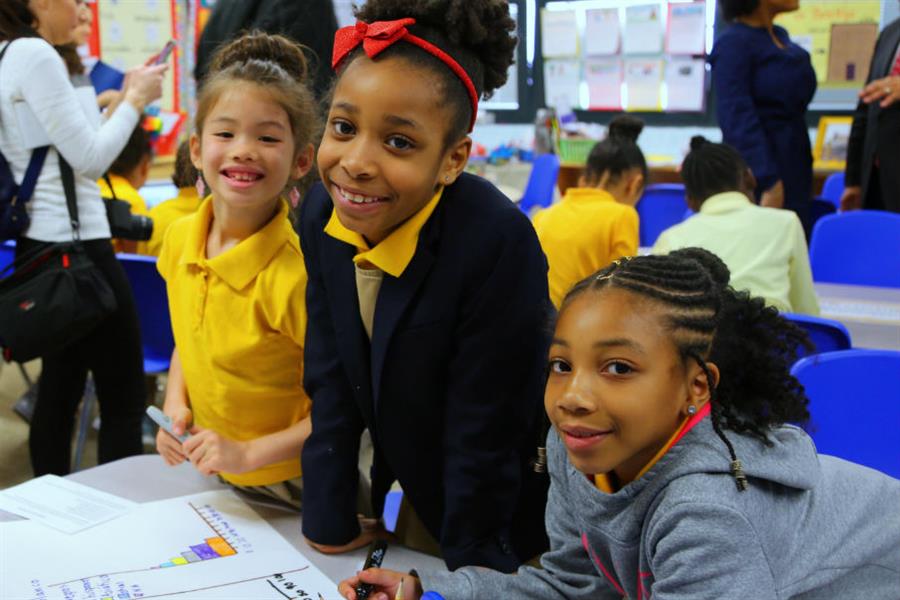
[
  {"left": 540, "top": 0, "right": 713, "bottom": 114},
  {"left": 775, "top": 0, "right": 883, "bottom": 110}
]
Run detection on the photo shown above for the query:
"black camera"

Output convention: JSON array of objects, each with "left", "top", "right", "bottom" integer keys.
[{"left": 104, "top": 198, "right": 153, "bottom": 241}]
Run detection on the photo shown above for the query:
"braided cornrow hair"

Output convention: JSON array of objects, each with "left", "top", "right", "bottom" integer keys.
[{"left": 548, "top": 247, "right": 812, "bottom": 490}]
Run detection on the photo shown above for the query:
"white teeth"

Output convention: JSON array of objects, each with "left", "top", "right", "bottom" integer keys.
[
  {"left": 341, "top": 188, "right": 381, "bottom": 204},
  {"left": 228, "top": 172, "right": 259, "bottom": 182}
]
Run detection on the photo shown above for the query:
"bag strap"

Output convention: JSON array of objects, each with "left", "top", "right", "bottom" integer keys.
[
  {"left": 102, "top": 173, "right": 119, "bottom": 202},
  {"left": 58, "top": 155, "right": 80, "bottom": 241},
  {"left": 0, "top": 41, "right": 50, "bottom": 208}
]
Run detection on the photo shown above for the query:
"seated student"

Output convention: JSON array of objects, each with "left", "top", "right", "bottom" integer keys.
[
  {"left": 98, "top": 124, "right": 153, "bottom": 254},
  {"left": 340, "top": 248, "right": 900, "bottom": 600},
  {"left": 653, "top": 136, "right": 819, "bottom": 315},
  {"left": 533, "top": 115, "right": 643, "bottom": 308},
  {"left": 300, "top": 0, "right": 550, "bottom": 571},
  {"left": 143, "top": 142, "right": 203, "bottom": 256},
  {"left": 155, "top": 32, "right": 317, "bottom": 510}
]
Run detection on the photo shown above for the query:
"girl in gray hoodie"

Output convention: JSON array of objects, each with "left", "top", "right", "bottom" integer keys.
[{"left": 339, "top": 248, "right": 900, "bottom": 600}]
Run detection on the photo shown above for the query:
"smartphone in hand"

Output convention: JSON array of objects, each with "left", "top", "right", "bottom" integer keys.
[{"left": 151, "top": 40, "right": 176, "bottom": 66}]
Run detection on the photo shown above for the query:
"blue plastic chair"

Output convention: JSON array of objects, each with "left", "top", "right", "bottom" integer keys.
[
  {"left": 820, "top": 172, "right": 845, "bottom": 210},
  {"left": 782, "top": 313, "right": 851, "bottom": 359},
  {"left": 118, "top": 253, "right": 174, "bottom": 374},
  {"left": 0, "top": 240, "right": 15, "bottom": 273},
  {"left": 791, "top": 349, "right": 900, "bottom": 478},
  {"left": 809, "top": 211, "right": 900, "bottom": 288},
  {"left": 519, "top": 153, "right": 560, "bottom": 215},
  {"left": 636, "top": 184, "right": 689, "bottom": 246}
]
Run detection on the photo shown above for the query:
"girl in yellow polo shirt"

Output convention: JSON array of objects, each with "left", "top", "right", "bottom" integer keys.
[
  {"left": 154, "top": 32, "right": 317, "bottom": 508},
  {"left": 533, "top": 115, "right": 645, "bottom": 308}
]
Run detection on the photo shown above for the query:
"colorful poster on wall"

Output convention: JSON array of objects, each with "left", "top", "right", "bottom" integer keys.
[
  {"left": 585, "top": 58, "right": 623, "bottom": 110},
  {"left": 775, "top": 1, "right": 881, "bottom": 84},
  {"left": 96, "top": 0, "right": 179, "bottom": 112},
  {"left": 624, "top": 58, "right": 663, "bottom": 110}
]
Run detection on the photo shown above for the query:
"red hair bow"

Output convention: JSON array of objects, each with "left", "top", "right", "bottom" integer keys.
[
  {"left": 331, "top": 18, "right": 479, "bottom": 132},
  {"left": 331, "top": 18, "right": 416, "bottom": 69}
]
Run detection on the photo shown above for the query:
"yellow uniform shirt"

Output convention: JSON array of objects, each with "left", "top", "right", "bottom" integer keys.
[
  {"left": 157, "top": 197, "right": 310, "bottom": 486},
  {"left": 323, "top": 187, "right": 443, "bottom": 277},
  {"left": 97, "top": 173, "right": 151, "bottom": 254},
  {"left": 652, "top": 192, "right": 819, "bottom": 315},
  {"left": 144, "top": 187, "right": 202, "bottom": 257},
  {"left": 533, "top": 188, "right": 639, "bottom": 308}
]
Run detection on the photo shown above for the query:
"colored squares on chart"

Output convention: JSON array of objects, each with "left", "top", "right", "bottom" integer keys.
[{"left": 156, "top": 536, "right": 236, "bottom": 568}]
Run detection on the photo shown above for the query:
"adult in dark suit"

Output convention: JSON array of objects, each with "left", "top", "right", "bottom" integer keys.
[
  {"left": 299, "top": 174, "right": 551, "bottom": 572},
  {"left": 843, "top": 17, "right": 900, "bottom": 213}
]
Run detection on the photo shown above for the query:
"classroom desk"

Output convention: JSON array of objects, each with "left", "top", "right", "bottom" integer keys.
[
  {"left": 0, "top": 455, "right": 446, "bottom": 588},
  {"left": 557, "top": 163, "right": 839, "bottom": 197},
  {"left": 815, "top": 282, "right": 900, "bottom": 351}
]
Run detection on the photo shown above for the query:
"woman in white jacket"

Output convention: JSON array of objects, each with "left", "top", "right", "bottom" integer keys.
[{"left": 0, "top": 0, "right": 166, "bottom": 475}]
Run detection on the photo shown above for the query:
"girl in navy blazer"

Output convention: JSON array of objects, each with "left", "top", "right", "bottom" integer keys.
[{"left": 299, "top": 0, "right": 550, "bottom": 572}]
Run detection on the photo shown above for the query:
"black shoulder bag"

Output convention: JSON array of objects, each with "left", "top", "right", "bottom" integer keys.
[{"left": 0, "top": 155, "right": 117, "bottom": 362}]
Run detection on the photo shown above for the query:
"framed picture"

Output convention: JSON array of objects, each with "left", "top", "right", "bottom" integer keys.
[{"left": 813, "top": 116, "right": 853, "bottom": 170}]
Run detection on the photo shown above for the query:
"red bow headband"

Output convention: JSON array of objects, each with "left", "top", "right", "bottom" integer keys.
[{"left": 332, "top": 18, "right": 479, "bottom": 132}]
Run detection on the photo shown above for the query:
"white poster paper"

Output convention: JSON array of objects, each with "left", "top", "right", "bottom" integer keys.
[
  {"left": 544, "top": 59, "right": 583, "bottom": 113},
  {"left": 585, "top": 58, "right": 623, "bottom": 110},
  {"left": 624, "top": 4, "right": 663, "bottom": 55},
  {"left": 667, "top": 2, "right": 707, "bottom": 55},
  {"left": 624, "top": 59, "right": 663, "bottom": 110},
  {"left": 584, "top": 8, "right": 621, "bottom": 56},
  {"left": 665, "top": 58, "right": 706, "bottom": 111},
  {"left": 541, "top": 9, "right": 579, "bottom": 57}
]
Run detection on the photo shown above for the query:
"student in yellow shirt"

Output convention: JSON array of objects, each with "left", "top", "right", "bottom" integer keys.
[
  {"left": 533, "top": 115, "right": 644, "bottom": 307},
  {"left": 98, "top": 124, "right": 153, "bottom": 254},
  {"left": 144, "top": 141, "right": 203, "bottom": 256},
  {"left": 155, "top": 32, "right": 317, "bottom": 509},
  {"left": 653, "top": 137, "right": 819, "bottom": 315}
]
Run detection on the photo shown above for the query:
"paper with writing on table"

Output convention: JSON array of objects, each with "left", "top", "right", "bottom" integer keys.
[{"left": 0, "top": 474, "right": 137, "bottom": 533}]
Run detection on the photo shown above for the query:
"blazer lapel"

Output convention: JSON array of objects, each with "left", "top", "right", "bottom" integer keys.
[
  {"left": 369, "top": 221, "right": 438, "bottom": 412},
  {"left": 875, "top": 23, "right": 900, "bottom": 78},
  {"left": 321, "top": 235, "right": 376, "bottom": 424}
]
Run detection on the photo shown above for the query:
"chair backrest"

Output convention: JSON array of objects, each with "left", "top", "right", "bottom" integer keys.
[
  {"left": 519, "top": 153, "right": 560, "bottom": 215},
  {"left": 636, "top": 183, "right": 689, "bottom": 246},
  {"left": 118, "top": 253, "right": 174, "bottom": 373},
  {"left": 809, "top": 211, "right": 900, "bottom": 288},
  {"left": 782, "top": 312, "right": 852, "bottom": 359},
  {"left": 790, "top": 349, "right": 900, "bottom": 478},
  {"left": 0, "top": 240, "right": 14, "bottom": 273},
  {"left": 820, "top": 172, "right": 845, "bottom": 209}
]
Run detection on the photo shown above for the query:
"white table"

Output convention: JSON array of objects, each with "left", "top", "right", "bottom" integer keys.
[
  {"left": 0, "top": 455, "right": 446, "bottom": 587},
  {"left": 815, "top": 282, "right": 900, "bottom": 351}
]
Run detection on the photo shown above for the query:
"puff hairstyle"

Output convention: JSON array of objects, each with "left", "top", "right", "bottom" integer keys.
[
  {"left": 583, "top": 115, "right": 647, "bottom": 186},
  {"left": 346, "top": 0, "right": 517, "bottom": 146},
  {"left": 560, "top": 248, "right": 811, "bottom": 473},
  {"left": 681, "top": 136, "right": 748, "bottom": 205},
  {"left": 196, "top": 31, "right": 320, "bottom": 157}
]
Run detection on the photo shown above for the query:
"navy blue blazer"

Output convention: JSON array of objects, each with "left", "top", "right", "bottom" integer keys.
[
  {"left": 299, "top": 173, "right": 551, "bottom": 571},
  {"left": 711, "top": 23, "right": 817, "bottom": 229}
]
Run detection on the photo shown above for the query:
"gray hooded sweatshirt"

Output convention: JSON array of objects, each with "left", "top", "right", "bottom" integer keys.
[{"left": 421, "top": 418, "right": 900, "bottom": 599}]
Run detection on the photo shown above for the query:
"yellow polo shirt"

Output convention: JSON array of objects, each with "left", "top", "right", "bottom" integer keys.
[
  {"left": 157, "top": 197, "right": 310, "bottom": 486},
  {"left": 533, "top": 188, "right": 639, "bottom": 308},
  {"left": 652, "top": 192, "right": 819, "bottom": 315},
  {"left": 144, "top": 187, "right": 202, "bottom": 256},
  {"left": 98, "top": 174, "right": 151, "bottom": 254},
  {"left": 323, "top": 188, "right": 443, "bottom": 277}
]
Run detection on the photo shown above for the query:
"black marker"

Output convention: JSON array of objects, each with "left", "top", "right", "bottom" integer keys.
[{"left": 355, "top": 540, "right": 388, "bottom": 600}]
